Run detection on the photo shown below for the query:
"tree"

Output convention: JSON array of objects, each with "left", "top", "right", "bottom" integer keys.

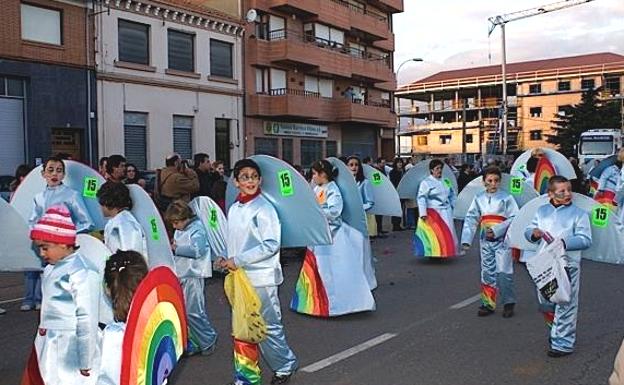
[{"left": 546, "top": 88, "right": 621, "bottom": 156}]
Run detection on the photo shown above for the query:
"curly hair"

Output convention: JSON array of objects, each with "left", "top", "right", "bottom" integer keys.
[{"left": 97, "top": 181, "right": 133, "bottom": 210}]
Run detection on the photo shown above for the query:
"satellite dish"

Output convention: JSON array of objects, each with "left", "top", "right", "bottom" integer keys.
[{"left": 246, "top": 9, "right": 257, "bottom": 23}]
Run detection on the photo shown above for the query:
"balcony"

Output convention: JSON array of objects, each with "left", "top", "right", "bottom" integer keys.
[
  {"left": 248, "top": 32, "right": 395, "bottom": 83},
  {"left": 370, "top": 0, "right": 404, "bottom": 13},
  {"left": 247, "top": 90, "right": 394, "bottom": 126},
  {"left": 247, "top": 89, "right": 331, "bottom": 120},
  {"left": 335, "top": 99, "right": 395, "bottom": 127},
  {"left": 267, "top": 0, "right": 320, "bottom": 16}
]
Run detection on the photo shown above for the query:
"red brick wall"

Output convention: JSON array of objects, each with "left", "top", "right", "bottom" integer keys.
[{"left": 0, "top": 0, "right": 92, "bottom": 68}]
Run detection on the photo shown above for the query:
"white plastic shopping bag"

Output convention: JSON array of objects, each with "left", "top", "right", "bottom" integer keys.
[{"left": 526, "top": 238, "right": 572, "bottom": 304}]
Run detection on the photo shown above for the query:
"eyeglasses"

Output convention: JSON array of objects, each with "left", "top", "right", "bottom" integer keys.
[{"left": 238, "top": 174, "right": 260, "bottom": 182}]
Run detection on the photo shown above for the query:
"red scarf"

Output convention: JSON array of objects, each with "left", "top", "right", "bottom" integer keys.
[{"left": 236, "top": 188, "right": 262, "bottom": 204}]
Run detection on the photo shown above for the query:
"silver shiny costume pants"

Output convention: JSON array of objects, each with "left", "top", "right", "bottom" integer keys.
[
  {"left": 480, "top": 240, "right": 516, "bottom": 309},
  {"left": 181, "top": 278, "right": 218, "bottom": 351}
]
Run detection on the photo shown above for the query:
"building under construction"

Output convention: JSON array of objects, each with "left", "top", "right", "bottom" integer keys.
[{"left": 395, "top": 52, "right": 624, "bottom": 159}]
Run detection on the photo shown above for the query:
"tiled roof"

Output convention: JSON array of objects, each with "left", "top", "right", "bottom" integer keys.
[{"left": 411, "top": 52, "right": 624, "bottom": 85}]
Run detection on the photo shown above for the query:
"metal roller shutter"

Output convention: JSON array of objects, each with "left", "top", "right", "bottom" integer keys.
[
  {"left": 0, "top": 98, "right": 25, "bottom": 175},
  {"left": 124, "top": 112, "right": 147, "bottom": 170}
]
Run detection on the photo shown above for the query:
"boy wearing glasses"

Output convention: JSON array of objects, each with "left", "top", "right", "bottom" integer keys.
[
  {"left": 524, "top": 176, "right": 592, "bottom": 357},
  {"left": 217, "top": 159, "right": 297, "bottom": 385}
]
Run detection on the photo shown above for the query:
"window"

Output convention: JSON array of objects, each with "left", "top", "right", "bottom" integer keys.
[
  {"left": 255, "top": 14, "right": 286, "bottom": 40},
  {"left": 558, "top": 81, "right": 571, "bottom": 92},
  {"left": 282, "top": 139, "right": 293, "bottom": 163},
  {"left": 417, "top": 136, "right": 428, "bottom": 146},
  {"left": 168, "top": 30, "right": 194, "bottom": 72},
  {"left": 215, "top": 118, "right": 230, "bottom": 168},
  {"left": 530, "top": 107, "right": 542, "bottom": 118},
  {"left": 326, "top": 141, "right": 337, "bottom": 157},
  {"left": 465, "top": 134, "right": 473, "bottom": 144},
  {"left": 118, "top": 20, "right": 150, "bottom": 65},
  {"left": 605, "top": 77, "right": 621, "bottom": 95},
  {"left": 124, "top": 112, "right": 147, "bottom": 170},
  {"left": 304, "top": 76, "right": 332, "bottom": 98},
  {"left": 439, "top": 135, "right": 452, "bottom": 145},
  {"left": 304, "top": 23, "right": 344, "bottom": 47},
  {"left": 255, "top": 68, "right": 269, "bottom": 94},
  {"left": 269, "top": 69, "right": 286, "bottom": 94},
  {"left": 530, "top": 130, "right": 542, "bottom": 141},
  {"left": 255, "top": 138, "right": 278, "bottom": 157},
  {"left": 529, "top": 84, "right": 541, "bottom": 94},
  {"left": 581, "top": 78, "right": 595, "bottom": 90},
  {"left": 558, "top": 105, "right": 572, "bottom": 116},
  {"left": 1, "top": 77, "right": 25, "bottom": 97},
  {"left": 381, "top": 92, "right": 391, "bottom": 108},
  {"left": 173, "top": 115, "right": 193, "bottom": 161},
  {"left": 349, "top": 42, "right": 365, "bottom": 58},
  {"left": 21, "top": 3, "right": 62, "bottom": 45},
  {"left": 210, "top": 39, "right": 233, "bottom": 78},
  {"left": 301, "top": 140, "right": 323, "bottom": 167}
]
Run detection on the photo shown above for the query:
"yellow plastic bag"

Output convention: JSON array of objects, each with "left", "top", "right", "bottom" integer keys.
[{"left": 224, "top": 269, "right": 268, "bottom": 344}]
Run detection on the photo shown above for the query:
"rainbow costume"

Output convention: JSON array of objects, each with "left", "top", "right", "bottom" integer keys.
[
  {"left": 596, "top": 164, "right": 623, "bottom": 220},
  {"left": 291, "top": 182, "right": 375, "bottom": 317},
  {"left": 415, "top": 175, "right": 458, "bottom": 257},
  {"left": 525, "top": 201, "right": 592, "bottom": 354},
  {"left": 461, "top": 190, "right": 519, "bottom": 311}
]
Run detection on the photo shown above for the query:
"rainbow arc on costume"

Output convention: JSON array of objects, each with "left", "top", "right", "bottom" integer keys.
[
  {"left": 413, "top": 208, "right": 457, "bottom": 258},
  {"left": 589, "top": 179, "right": 599, "bottom": 197},
  {"left": 479, "top": 215, "right": 506, "bottom": 240},
  {"left": 535, "top": 157, "right": 556, "bottom": 194},
  {"left": 121, "top": 266, "right": 188, "bottom": 385},
  {"left": 594, "top": 190, "right": 618, "bottom": 211},
  {"left": 480, "top": 283, "right": 497, "bottom": 310},
  {"left": 234, "top": 339, "right": 261, "bottom": 385},
  {"left": 290, "top": 249, "right": 330, "bottom": 317}
]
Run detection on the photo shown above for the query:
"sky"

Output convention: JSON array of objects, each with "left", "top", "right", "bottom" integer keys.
[{"left": 393, "top": 0, "right": 624, "bottom": 86}]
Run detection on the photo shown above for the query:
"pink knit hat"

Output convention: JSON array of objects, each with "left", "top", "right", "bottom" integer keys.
[{"left": 30, "top": 205, "right": 77, "bottom": 245}]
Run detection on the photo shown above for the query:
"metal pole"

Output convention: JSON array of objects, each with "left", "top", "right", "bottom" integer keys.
[
  {"left": 501, "top": 24, "right": 508, "bottom": 155},
  {"left": 462, "top": 99, "right": 467, "bottom": 163}
]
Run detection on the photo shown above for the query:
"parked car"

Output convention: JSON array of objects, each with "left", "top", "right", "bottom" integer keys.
[{"left": 0, "top": 175, "right": 13, "bottom": 202}]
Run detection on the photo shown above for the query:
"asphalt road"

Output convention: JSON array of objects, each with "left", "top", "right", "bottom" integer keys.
[{"left": 1, "top": 225, "right": 623, "bottom": 385}]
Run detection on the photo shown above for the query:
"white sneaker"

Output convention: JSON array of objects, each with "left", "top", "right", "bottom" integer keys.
[
  {"left": 0, "top": 307, "right": 6, "bottom": 315},
  {"left": 20, "top": 304, "right": 33, "bottom": 312}
]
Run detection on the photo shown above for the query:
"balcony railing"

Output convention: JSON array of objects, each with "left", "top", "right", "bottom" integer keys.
[
  {"left": 329, "top": 0, "right": 387, "bottom": 22},
  {"left": 267, "top": 88, "right": 321, "bottom": 97}
]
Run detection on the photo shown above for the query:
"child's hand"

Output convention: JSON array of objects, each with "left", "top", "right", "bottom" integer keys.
[
  {"left": 462, "top": 243, "right": 471, "bottom": 251},
  {"left": 171, "top": 240, "right": 177, "bottom": 252},
  {"left": 420, "top": 216, "right": 427, "bottom": 221},
  {"left": 532, "top": 229, "right": 543, "bottom": 240},
  {"left": 222, "top": 258, "right": 237, "bottom": 271},
  {"left": 80, "top": 369, "right": 91, "bottom": 377}
]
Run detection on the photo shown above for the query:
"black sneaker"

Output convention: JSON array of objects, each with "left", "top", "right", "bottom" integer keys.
[
  {"left": 477, "top": 305, "right": 494, "bottom": 317},
  {"left": 271, "top": 373, "right": 293, "bottom": 384},
  {"left": 502, "top": 303, "right": 515, "bottom": 318},
  {"left": 547, "top": 349, "right": 572, "bottom": 358}
]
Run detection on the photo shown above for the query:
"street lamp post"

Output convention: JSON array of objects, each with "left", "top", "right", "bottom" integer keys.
[{"left": 394, "top": 58, "right": 423, "bottom": 157}]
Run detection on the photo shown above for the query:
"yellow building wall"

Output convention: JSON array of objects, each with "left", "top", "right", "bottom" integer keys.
[
  {"left": 200, "top": 0, "right": 240, "bottom": 17},
  {"left": 411, "top": 128, "right": 480, "bottom": 155}
]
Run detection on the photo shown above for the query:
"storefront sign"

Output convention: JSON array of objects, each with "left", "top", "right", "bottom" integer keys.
[{"left": 264, "top": 122, "right": 328, "bottom": 138}]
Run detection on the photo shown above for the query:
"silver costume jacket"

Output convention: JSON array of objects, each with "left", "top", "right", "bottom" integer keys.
[
  {"left": 173, "top": 217, "right": 212, "bottom": 278},
  {"left": 29, "top": 183, "right": 94, "bottom": 233},
  {"left": 461, "top": 190, "right": 519, "bottom": 244},
  {"left": 357, "top": 179, "right": 375, "bottom": 212},
  {"left": 227, "top": 194, "right": 283, "bottom": 288},
  {"left": 104, "top": 210, "right": 148, "bottom": 256},
  {"left": 524, "top": 202, "right": 592, "bottom": 266},
  {"left": 417, "top": 175, "right": 456, "bottom": 214},
  {"left": 40, "top": 251, "right": 100, "bottom": 370},
  {"left": 315, "top": 181, "right": 343, "bottom": 233}
]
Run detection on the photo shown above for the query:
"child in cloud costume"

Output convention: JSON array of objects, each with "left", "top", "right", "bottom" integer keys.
[
  {"left": 291, "top": 160, "right": 375, "bottom": 317},
  {"left": 524, "top": 176, "right": 592, "bottom": 357},
  {"left": 595, "top": 150, "right": 624, "bottom": 216},
  {"left": 415, "top": 159, "right": 458, "bottom": 257},
  {"left": 165, "top": 200, "right": 218, "bottom": 356},
  {"left": 461, "top": 167, "right": 518, "bottom": 317},
  {"left": 97, "top": 182, "right": 147, "bottom": 256},
  {"left": 218, "top": 158, "right": 298, "bottom": 385},
  {"left": 25, "top": 206, "right": 100, "bottom": 385}
]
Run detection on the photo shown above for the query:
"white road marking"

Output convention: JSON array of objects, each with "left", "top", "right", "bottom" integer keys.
[
  {"left": 449, "top": 294, "right": 481, "bottom": 310},
  {"left": 0, "top": 297, "right": 25, "bottom": 304},
  {"left": 301, "top": 333, "right": 398, "bottom": 373}
]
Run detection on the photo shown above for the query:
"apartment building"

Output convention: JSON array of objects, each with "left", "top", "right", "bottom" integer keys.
[
  {"left": 0, "top": 0, "right": 96, "bottom": 174},
  {"left": 244, "top": 0, "right": 403, "bottom": 166},
  {"left": 396, "top": 52, "right": 624, "bottom": 159},
  {"left": 95, "top": 0, "right": 244, "bottom": 170}
]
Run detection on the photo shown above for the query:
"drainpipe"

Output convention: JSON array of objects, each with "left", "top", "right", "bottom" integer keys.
[{"left": 85, "top": 1, "right": 94, "bottom": 166}]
